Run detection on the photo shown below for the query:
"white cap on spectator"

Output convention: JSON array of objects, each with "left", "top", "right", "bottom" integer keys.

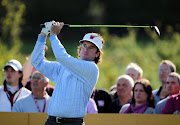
[{"left": 4, "top": 59, "right": 22, "bottom": 71}]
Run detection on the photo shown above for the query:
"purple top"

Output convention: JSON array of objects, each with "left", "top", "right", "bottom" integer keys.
[
  {"left": 87, "top": 98, "right": 98, "bottom": 113},
  {"left": 123, "top": 102, "right": 149, "bottom": 114},
  {"left": 162, "top": 93, "right": 180, "bottom": 114}
]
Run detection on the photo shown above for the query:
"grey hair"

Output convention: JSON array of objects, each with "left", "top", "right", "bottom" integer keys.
[
  {"left": 126, "top": 63, "right": 143, "bottom": 77},
  {"left": 116, "top": 74, "right": 134, "bottom": 87},
  {"left": 31, "top": 71, "right": 49, "bottom": 83}
]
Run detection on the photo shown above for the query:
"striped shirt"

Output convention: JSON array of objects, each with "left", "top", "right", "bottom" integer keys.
[{"left": 31, "top": 35, "right": 99, "bottom": 118}]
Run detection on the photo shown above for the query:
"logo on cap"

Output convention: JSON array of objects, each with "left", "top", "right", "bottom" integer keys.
[
  {"left": 79, "top": 33, "right": 103, "bottom": 51},
  {"left": 90, "top": 35, "right": 94, "bottom": 39}
]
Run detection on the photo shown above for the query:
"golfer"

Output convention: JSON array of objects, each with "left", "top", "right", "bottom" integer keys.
[{"left": 31, "top": 21, "right": 104, "bottom": 125}]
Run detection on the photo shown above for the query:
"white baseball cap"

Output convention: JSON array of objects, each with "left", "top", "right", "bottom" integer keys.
[
  {"left": 79, "top": 33, "right": 103, "bottom": 51},
  {"left": 4, "top": 59, "right": 22, "bottom": 71}
]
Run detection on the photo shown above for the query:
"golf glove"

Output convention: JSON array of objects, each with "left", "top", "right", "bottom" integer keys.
[{"left": 41, "top": 20, "right": 55, "bottom": 36}]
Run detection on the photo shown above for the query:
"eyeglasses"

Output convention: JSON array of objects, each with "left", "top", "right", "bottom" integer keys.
[
  {"left": 31, "top": 76, "right": 44, "bottom": 81},
  {"left": 158, "top": 69, "right": 170, "bottom": 73}
]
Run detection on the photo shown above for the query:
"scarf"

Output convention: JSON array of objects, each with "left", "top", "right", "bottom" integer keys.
[{"left": 123, "top": 102, "right": 149, "bottom": 114}]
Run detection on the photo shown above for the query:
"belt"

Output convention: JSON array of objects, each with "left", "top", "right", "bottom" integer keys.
[{"left": 48, "top": 116, "right": 84, "bottom": 123}]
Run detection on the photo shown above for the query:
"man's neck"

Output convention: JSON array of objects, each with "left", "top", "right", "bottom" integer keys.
[
  {"left": 6, "top": 84, "right": 19, "bottom": 94},
  {"left": 119, "top": 95, "right": 131, "bottom": 105},
  {"left": 32, "top": 90, "right": 46, "bottom": 99},
  {"left": 6, "top": 80, "right": 19, "bottom": 87}
]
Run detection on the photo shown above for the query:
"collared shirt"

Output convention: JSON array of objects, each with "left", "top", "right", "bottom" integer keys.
[{"left": 31, "top": 35, "right": 99, "bottom": 118}]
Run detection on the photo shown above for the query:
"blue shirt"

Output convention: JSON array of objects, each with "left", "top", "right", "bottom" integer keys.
[{"left": 31, "top": 35, "right": 99, "bottom": 118}]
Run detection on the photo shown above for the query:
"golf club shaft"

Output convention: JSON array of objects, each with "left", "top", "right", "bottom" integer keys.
[{"left": 64, "top": 24, "right": 151, "bottom": 28}]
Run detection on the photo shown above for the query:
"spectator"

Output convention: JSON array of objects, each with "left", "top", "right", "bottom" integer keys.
[
  {"left": 0, "top": 59, "right": 31, "bottom": 112},
  {"left": 109, "top": 75, "right": 134, "bottom": 113},
  {"left": 120, "top": 79, "right": 154, "bottom": 114},
  {"left": 87, "top": 98, "right": 98, "bottom": 113},
  {"left": 91, "top": 88, "right": 112, "bottom": 113},
  {"left": 153, "top": 60, "right": 176, "bottom": 106},
  {"left": 125, "top": 62, "right": 143, "bottom": 81},
  {"left": 109, "top": 84, "right": 118, "bottom": 100},
  {"left": 155, "top": 72, "right": 180, "bottom": 114},
  {"left": 22, "top": 46, "right": 54, "bottom": 96},
  {"left": 162, "top": 93, "right": 180, "bottom": 114},
  {"left": 31, "top": 21, "right": 104, "bottom": 125},
  {"left": 12, "top": 71, "right": 51, "bottom": 113},
  {"left": 110, "top": 62, "right": 142, "bottom": 101}
]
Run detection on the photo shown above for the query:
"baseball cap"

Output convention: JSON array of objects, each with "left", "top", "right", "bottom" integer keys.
[
  {"left": 79, "top": 33, "right": 103, "bottom": 51},
  {"left": 4, "top": 59, "right": 22, "bottom": 71}
]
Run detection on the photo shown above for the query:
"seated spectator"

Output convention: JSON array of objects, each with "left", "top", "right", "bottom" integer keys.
[
  {"left": 153, "top": 60, "right": 176, "bottom": 106},
  {"left": 91, "top": 88, "right": 112, "bottom": 113},
  {"left": 120, "top": 79, "right": 154, "bottom": 114},
  {"left": 155, "top": 72, "right": 180, "bottom": 114},
  {"left": 87, "top": 98, "right": 98, "bottom": 113},
  {"left": 125, "top": 62, "right": 143, "bottom": 81},
  {"left": 109, "top": 75, "right": 134, "bottom": 113},
  {"left": 12, "top": 71, "right": 51, "bottom": 113},
  {"left": 0, "top": 59, "right": 31, "bottom": 112},
  {"left": 22, "top": 49, "right": 54, "bottom": 96},
  {"left": 162, "top": 93, "right": 180, "bottom": 114}
]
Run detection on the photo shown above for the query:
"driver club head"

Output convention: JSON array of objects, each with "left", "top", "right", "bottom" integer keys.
[{"left": 150, "top": 26, "right": 160, "bottom": 36}]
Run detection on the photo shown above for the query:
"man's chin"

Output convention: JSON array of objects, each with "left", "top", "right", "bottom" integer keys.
[{"left": 81, "top": 57, "right": 90, "bottom": 61}]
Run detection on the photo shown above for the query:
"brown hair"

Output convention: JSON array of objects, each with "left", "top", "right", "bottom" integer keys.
[
  {"left": 168, "top": 72, "right": 180, "bottom": 85},
  {"left": 160, "top": 60, "right": 176, "bottom": 72},
  {"left": 131, "top": 78, "right": 154, "bottom": 108}
]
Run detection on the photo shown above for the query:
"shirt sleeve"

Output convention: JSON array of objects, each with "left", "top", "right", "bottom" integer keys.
[
  {"left": 162, "top": 97, "right": 174, "bottom": 114},
  {"left": 31, "top": 35, "right": 62, "bottom": 83},
  {"left": 49, "top": 35, "right": 99, "bottom": 86}
]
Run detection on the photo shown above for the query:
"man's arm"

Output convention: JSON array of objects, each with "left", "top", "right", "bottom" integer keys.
[
  {"left": 49, "top": 22, "right": 99, "bottom": 86},
  {"left": 31, "top": 34, "right": 61, "bottom": 83},
  {"left": 162, "top": 97, "right": 174, "bottom": 114},
  {"left": 22, "top": 53, "right": 33, "bottom": 86},
  {"left": 22, "top": 45, "right": 48, "bottom": 86}
]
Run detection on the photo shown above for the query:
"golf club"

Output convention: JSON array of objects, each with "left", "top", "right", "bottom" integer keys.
[
  {"left": 64, "top": 24, "right": 160, "bottom": 36},
  {"left": 40, "top": 23, "right": 160, "bottom": 36}
]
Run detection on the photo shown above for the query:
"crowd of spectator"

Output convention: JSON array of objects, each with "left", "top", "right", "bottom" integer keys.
[{"left": 0, "top": 57, "right": 179, "bottom": 115}]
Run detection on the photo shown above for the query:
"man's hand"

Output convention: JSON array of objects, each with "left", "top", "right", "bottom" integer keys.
[
  {"left": 41, "top": 21, "right": 55, "bottom": 36},
  {"left": 160, "top": 84, "right": 169, "bottom": 99},
  {"left": 50, "top": 22, "right": 64, "bottom": 36}
]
